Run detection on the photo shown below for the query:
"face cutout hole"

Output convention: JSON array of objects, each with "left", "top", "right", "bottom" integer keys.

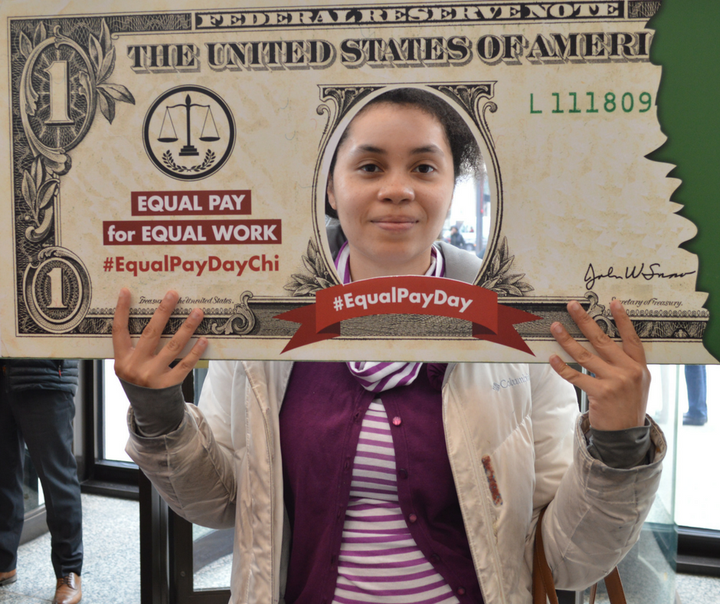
[
  {"left": 317, "top": 86, "right": 496, "bottom": 283},
  {"left": 443, "top": 167, "right": 491, "bottom": 262}
]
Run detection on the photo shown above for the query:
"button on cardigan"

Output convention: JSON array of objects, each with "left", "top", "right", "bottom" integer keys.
[{"left": 279, "top": 362, "right": 483, "bottom": 604}]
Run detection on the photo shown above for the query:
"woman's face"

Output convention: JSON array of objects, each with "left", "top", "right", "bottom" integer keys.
[{"left": 328, "top": 102, "right": 455, "bottom": 281}]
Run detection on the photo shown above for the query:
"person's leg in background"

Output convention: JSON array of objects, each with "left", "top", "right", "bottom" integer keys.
[
  {"left": 0, "top": 375, "right": 23, "bottom": 586},
  {"left": 684, "top": 365, "right": 708, "bottom": 426},
  {"left": 13, "top": 388, "right": 83, "bottom": 603}
]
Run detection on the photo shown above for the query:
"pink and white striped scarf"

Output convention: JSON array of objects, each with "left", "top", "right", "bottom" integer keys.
[{"left": 334, "top": 242, "right": 445, "bottom": 393}]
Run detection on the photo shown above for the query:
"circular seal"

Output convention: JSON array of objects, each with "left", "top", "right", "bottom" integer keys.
[
  {"left": 143, "top": 85, "right": 235, "bottom": 181},
  {"left": 22, "top": 247, "right": 91, "bottom": 333}
]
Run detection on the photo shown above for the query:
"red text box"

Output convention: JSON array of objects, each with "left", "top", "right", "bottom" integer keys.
[
  {"left": 131, "top": 190, "right": 251, "bottom": 216},
  {"left": 103, "top": 219, "right": 281, "bottom": 245}
]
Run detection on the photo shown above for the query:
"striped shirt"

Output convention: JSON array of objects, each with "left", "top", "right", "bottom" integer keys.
[{"left": 333, "top": 400, "right": 460, "bottom": 604}]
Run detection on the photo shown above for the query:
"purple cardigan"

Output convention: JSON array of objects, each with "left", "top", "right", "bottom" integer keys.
[{"left": 279, "top": 362, "right": 484, "bottom": 604}]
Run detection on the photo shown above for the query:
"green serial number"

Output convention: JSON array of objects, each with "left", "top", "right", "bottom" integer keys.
[{"left": 530, "top": 92, "right": 653, "bottom": 114}]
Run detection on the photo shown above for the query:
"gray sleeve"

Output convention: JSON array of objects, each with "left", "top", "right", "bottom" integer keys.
[
  {"left": 120, "top": 379, "right": 186, "bottom": 438},
  {"left": 586, "top": 419, "right": 653, "bottom": 469},
  {"left": 542, "top": 414, "right": 664, "bottom": 590}
]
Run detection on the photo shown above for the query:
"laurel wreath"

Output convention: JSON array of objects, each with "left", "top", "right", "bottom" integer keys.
[
  {"left": 162, "top": 149, "right": 216, "bottom": 173},
  {"left": 480, "top": 236, "right": 534, "bottom": 297},
  {"left": 284, "top": 239, "right": 335, "bottom": 296}
]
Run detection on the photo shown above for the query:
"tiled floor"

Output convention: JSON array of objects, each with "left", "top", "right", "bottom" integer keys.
[
  {"left": 1, "top": 494, "right": 717, "bottom": 604},
  {"left": 646, "top": 365, "right": 720, "bottom": 532},
  {"left": 0, "top": 495, "right": 139, "bottom": 603},
  {"left": 677, "top": 574, "right": 720, "bottom": 604}
]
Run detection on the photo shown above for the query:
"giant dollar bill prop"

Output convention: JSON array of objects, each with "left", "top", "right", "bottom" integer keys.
[{"left": 0, "top": 0, "right": 714, "bottom": 363}]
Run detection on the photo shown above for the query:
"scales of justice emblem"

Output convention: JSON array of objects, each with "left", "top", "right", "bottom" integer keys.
[{"left": 143, "top": 85, "right": 236, "bottom": 181}]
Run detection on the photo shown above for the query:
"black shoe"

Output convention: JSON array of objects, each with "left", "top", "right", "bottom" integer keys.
[
  {"left": 683, "top": 413, "right": 707, "bottom": 426},
  {"left": 0, "top": 569, "right": 17, "bottom": 586}
]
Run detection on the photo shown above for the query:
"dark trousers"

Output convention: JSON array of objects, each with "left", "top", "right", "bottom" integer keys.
[
  {"left": 0, "top": 379, "right": 83, "bottom": 577},
  {"left": 684, "top": 365, "right": 708, "bottom": 420}
]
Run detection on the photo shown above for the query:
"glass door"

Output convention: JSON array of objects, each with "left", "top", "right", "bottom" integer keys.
[
  {"left": 675, "top": 365, "right": 718, "bottom": 531},
  {"left": 102, "top": 359, "right": 135, "bottom": 463},
  {"left": 577, "top": 364, "right": 679, "bottom": 603},
  {"left": 168, "top": 364, "right": 232, "bottom": 603},
  {"left": 169, "top": 512, "right": 232, "bottom": 603}
]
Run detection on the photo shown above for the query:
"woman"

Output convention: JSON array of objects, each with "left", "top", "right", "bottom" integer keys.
[{"left": 114, "top": 88, "right": 663, "bottom": 604}]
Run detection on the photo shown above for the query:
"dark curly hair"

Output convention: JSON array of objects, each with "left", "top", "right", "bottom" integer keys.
[{"left": 325, "top": 87, "right": 483, "bottom": 218}]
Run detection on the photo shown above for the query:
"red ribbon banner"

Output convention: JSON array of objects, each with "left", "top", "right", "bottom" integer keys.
[{"left": 275, "top": 276, "right": 542, "bottom": 355}]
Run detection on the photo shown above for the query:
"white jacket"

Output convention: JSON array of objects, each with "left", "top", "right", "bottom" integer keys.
[{"left": 126, "top": 245, "right": 665, "bottom": 604}]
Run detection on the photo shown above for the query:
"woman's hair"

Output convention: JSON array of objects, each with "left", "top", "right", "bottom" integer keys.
[{"left": 325, "top": 87, "right": 482, "bottom": 218}]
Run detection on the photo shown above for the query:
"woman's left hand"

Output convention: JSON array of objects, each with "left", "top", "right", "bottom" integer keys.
[{"left": 549, "top": 299, "right": 650, "bottom": 431}]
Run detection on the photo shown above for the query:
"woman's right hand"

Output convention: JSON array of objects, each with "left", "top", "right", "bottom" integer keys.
[{"left": 113, "top": 288, "right": 207, "bottom": 389}]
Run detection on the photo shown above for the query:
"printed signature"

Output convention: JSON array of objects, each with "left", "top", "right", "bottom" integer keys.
[{"left": 584, "top": 263, "right": 696, "bottom": 290}]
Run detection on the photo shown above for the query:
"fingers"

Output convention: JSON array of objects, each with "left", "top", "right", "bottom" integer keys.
[
  {"left": 156, "top": 309, "right": 207, "bottom": 387},
  {"left": 610, "top": 299, "right": 647, "bottom": 365},
  {"left": 558, "top": 300, "right": 646, "bottom": 369},
  {"left": 550, "top": 299, "right": 650, "bottom": 430},
  {"left": 156, "top": 307, "right": 205, "bottom": 365},
  {"left": 565, "top": 300, "right": 626, "bottom": 364},
  {"left": 112, "top": 288, "right": 132, "bottom": 358},
  {"left": 548, "top": 353, "right": 593, "bottom": 391},
  {"left": 112, "top": 288, "right": 208, "bottom": 389},
  {"left": 550, "top": 316, "right": 607, "bottom": 375},
  {"left": 557, "top": 300, "right": 646, "bottom": 364},
  {"left": 134, "top": 290, "right": 180, "bottom": 357},
  {"left": 167, "top": 336, "right": 208, "bottom": 384}
]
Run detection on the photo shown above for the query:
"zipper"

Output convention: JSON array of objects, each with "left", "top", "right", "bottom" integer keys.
[
  {"left": 251, "top": 362, "right": 287, "bottom": 604},
  {"left": 261, "top": 404, "right": 278, "bottom": 603},
  {"left": 244, "top": 361, "right": 280, "bottom": 603},
  {"left": 443, "top": 381, "right": 508, "bottom": 604}
]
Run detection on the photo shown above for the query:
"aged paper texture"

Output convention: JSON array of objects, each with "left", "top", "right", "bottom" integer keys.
[{"left": 0, "top": 0, "right": 714, "bottom": 363}]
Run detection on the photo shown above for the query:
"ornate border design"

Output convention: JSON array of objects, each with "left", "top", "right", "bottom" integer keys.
[
  {"left": 12, "top": 19, "right": 134, "bottom": 334},
  {"left": 7, "top": 14, "right": 704, "bottom": 346}
]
